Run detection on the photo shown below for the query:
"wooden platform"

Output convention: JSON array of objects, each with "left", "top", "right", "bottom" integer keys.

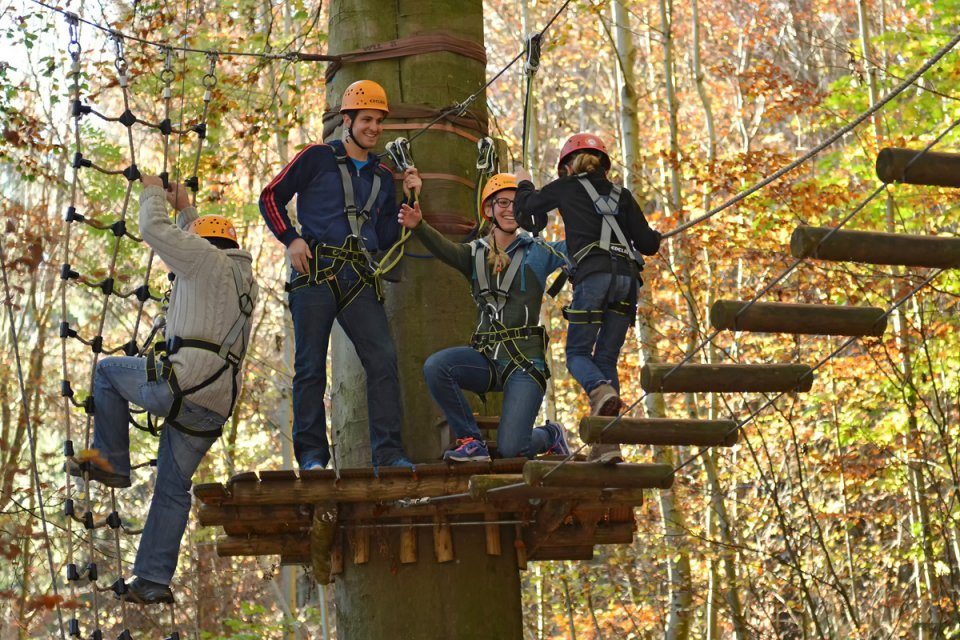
[{"left": 194, "top": 457, "right": 651, "bottom": 578}]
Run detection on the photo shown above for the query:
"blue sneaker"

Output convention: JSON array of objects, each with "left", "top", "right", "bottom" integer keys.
[
  {"left": 301, "top": 460, "right": 326, "bottom": 472},
  {"left": 543, "top": 422, "right": 571, "bottom": 457},
  {"left": 443, "top": 437, "right": 491, "bottom": 463}
]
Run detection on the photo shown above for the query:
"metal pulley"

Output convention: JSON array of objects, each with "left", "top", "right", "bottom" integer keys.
[{"left": 385, "top": 137, "right": 415, "bottom": 171}]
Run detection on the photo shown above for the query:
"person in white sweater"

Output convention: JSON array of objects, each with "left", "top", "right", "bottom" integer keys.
[{"left": 67, "top": 176, "right": 258, "bottom": 605}]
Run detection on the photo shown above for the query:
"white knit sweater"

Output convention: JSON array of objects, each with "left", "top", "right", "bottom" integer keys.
[{"left": 139, "top": 185, "right": 259, "bottom": 418}]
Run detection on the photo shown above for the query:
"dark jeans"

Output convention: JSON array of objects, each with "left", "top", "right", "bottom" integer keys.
[
  {"left": 566, "top": 272, "right": 636, "bottom": 394},
  {"left": 92, "top": 356, "right": 225, "bottom": 585},
  {"left": 288, "top": 273, "right": 405, "bottom": 467},
  {"left": 423, "top": 346, "right": 551, "bottom": 458}
]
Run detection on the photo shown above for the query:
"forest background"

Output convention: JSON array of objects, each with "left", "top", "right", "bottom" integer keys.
[{"left": 0, "top": 0, "right": 958, "bottom": 638}]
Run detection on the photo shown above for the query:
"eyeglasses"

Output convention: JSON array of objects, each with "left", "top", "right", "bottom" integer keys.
[{"left": 492, "top": 197, "right": 514, "bottom": 209}]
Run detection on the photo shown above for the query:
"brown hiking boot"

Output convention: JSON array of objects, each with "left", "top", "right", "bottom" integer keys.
[
  {"left": 588, "top": 383, "right": 621, "bottom": 416},
  {"left": 586, "top": 384, "right": 624, "bottom": 465}
]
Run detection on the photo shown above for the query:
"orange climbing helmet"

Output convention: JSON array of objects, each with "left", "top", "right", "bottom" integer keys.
[
  {"left": 340, "top": 80, "right": 390, "bottom": 114},
  {"left": 188, "top": 215, "right": 238, "bottom": 244},
  {"left": 557, "top": 133, "right": 611, "bottom": 173},
  {"left": 480, "top": 173, "right": 518, "bottom": 209}
]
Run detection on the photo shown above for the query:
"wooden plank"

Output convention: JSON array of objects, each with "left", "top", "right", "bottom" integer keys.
[
  {"left": 228, "top": 474, "right": 475, "bottom": 506},
  {"left": 529, "top": 545, "right": 594, "bottom": 561},
  {"left": 400, "top": 518, "right": 417, "bottom": 564},
  {"left": 192, "top": 483, "right": 228, "bottom": 506},
  {"left": 641, "top": 363, "right": 814, "bottom": 393},
  {"left": 876, "top": 147, "right": 960, "bottom": 188},
  {"left": 222, "top": 521, "right": 311, "bottom": 536},
  {"left": 484, "top": 512, "right": 502, "bottom": 556},
  {"left": 349, "top": 525, "right": 370, "bottom": 565},
  {"left": 791, "top": 225, "right": 960, "bottom": 269},
  {"left": 468, "top": 474, "right": 646, "bottom": 504},
  {"left": 523, "top": 461, "right": 674, "bottom": 490},
  {"left": 579, "top": 416, "right": 738, "bottom": 447},
  {"left": 710, "top": 300, "right": 887, "bottom": 337},
  {"left": 514, "top": 524, "right": 528, "bottom": 570},
  {"left": 216, "top": 535, "right": 307, "bottom": 557},
  {"left": 433, "top": 516, "right": 454, "bottom": 563},
  {"left": 541, "top": 522, "right": 634, "bottom": 547}
]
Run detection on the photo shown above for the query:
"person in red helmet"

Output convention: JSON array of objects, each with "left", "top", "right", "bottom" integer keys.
[{"left": 515, "top": 134, "right": 661, "bottom": 464}]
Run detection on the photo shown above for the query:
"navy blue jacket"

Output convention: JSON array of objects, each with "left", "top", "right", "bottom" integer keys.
[{"left": 259, "top": 140, "right": 402, "bottom": 252}]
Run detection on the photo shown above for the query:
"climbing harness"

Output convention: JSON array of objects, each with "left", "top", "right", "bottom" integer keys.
[
  {"left": 469, "top": 239, "right": 550, "bottom": 392},
  {"left": 146, "top": 259, "right": 254, "bottom": 439},
  {"left": 285, "top": 151, "right": 388, "bottom": 306},
  {"left": 548, "top": 175, "right": 644, "bottom": 324}
]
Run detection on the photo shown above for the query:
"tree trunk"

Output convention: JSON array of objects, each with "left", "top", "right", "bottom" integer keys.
[{"left": 326, "top": 2, "right": 522, "bottom": 638}]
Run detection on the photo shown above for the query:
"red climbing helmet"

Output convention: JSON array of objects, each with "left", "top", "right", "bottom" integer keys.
[{"left": 557, "top": 133, "right": 611, "bottom": 173}]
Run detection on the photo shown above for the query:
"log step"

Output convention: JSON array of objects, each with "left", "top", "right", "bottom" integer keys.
[
  {"left": 710, "top": 300, "right": 886, "bottom": 337},
  {"left": 579, "top": 416, "right": 738, "bottom": 447},
  {"left": 523, "top": 460, "right": 674, "bottom": 490},
  {"left": 791, "top": 225, "right": 960, "bottom": 269},
  {"left": 641, "top": 363, "right": 814, "bottom": 393},
  {"left": 876, "top": 147, "right": 960, "bottom": 188}
]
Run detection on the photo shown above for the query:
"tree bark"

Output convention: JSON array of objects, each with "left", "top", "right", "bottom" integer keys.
[{"left": 325, "top": 2, "right": 522, "bottom": 638}]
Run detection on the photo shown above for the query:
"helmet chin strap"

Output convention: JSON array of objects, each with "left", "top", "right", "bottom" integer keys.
[{"left": 344, "top": 118, "right": 372, "bottom": 151}]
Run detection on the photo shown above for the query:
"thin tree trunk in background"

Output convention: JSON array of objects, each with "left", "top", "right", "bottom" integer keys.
[
  {"left": 326, "top": 2, "right": 522, "bottom": 637},
  {"left": 856, "top": 3, "right": 940, "bottom": 634}
]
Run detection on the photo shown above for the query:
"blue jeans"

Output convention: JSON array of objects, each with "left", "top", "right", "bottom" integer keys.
[
  {"left": 566, "top": 272, "right": 636, "bottom": 394},
  {"left": 288, "top": 272, "right": 405, "bottom": 467},
  {"left": 423, "top": 346, "right": 551, "bottom": 458},
  {"left": 92, "top": 356, "right": 226, "bottom": 586}
]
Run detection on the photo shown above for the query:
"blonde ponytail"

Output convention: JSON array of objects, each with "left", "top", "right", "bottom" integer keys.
[
  {"left": 486, "top": 229, "right": 511, "bottom": 274},
  {"left": 568, "top": 152, "right": 603, "bottom": 176}
]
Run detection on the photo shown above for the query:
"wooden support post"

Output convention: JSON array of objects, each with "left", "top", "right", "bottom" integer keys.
[
  {"left": 641, "top": 363, "right": 814, "bottom": 393},
  {"left": 468, "top": 474, "right": 646, "bottom": 504},
  {"left": 485, "top": 512, "right": 502, "bottom": 556},
  {"left": 400, "top": 517, "right": 418, "bottom": 564},
  {"left": 791, "top": 225, "right": 960, "bottom": 269},
  {"left": 331, "top": 530, "right": 344, "bottom": 576},
  {"left": 876, "top": 147, "right": 960, "bottom": 188},
  {"left": 543, "top": 522, "right": 635, "bottom": 547},
  {"left": 579, "top": 416, "right": 738, "bottom": 447},
  {"left": 523, "top": 461, "right": 675, "bottom": 490},
  {"left": 514, "top": 524, "right": 528, "bottom": 570},
  {"left": 310, "top": 504, "right": 338, "bottom": 585},
  {"left": 433, "top": 516, "right": 454, "bottom": 563},
  {"left": 709, "top": 300, "right": 887, "bottom": 337},
  {"left": 349, "top": 523, "right": 370, "bottom": 565}
]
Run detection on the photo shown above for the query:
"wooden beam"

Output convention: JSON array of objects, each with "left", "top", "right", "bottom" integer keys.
[
  {"left": 791, "top": 225, "right": 960, "bottom": 270},
  {"left": 876, "top": 147, "right": 960, "bottom": 188},
  {"left": 529, "top": 546, "right": 594, "bottom": 561},
  {"left": 514, "top": 524, "right": 528, "bottom": 570},
  {"left": 193, "top": 483, "right": 227, "bottom": 506},
  {"left": 579, "top": 416, "right": 738, "bottom": 447},
  {"left": 223, "top": 521, "right": 311, "bottom": 537},
  {"left": 641, "top": 363, "right": 814, "bottom": 393},
  {"left": 468, "top": 474, "right": 646, "bottom": 504},
  {"left": 227, "top": 474, "right": 474, "bottom": 506},
  {"left": 709, "top": 300, "right": 887, "bottom": 337},
  {"left": 433, "top": 516, "right": 454, "bottom": 563},
  {"left": 199, "top": 504, "right": 312, "bottom": 527},
  {"left": 216, "top": 535, "right": 307, "bottom": 558},
  {"left": 523, "top": 461, "right": 674, "bottom": 490}
]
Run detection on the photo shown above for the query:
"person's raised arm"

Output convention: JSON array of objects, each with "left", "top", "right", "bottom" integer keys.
[
  {"left": 139, "top": 176, "right": 213, "bottom": 279},
  {"left": 513, "top": 169, "right": 563, "bottom": 235},
  {"left": 397, "top": 201, "right": 472, "bottom": 278}
]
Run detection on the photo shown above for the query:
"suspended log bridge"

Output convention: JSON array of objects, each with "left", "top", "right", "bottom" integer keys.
[
  {"left": 791, "top": 226, "right": 960, "bottom": 269},
  {"left": 875, "top": 147, "right": 960, "bottom": 188},
  {"left": 579, "top": 416, "right": 739, "bottom": 447},
  {"left": 641, "top": 363, "right": 814, "bottom": 393}
]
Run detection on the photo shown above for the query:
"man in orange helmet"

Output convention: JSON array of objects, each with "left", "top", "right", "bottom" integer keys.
[
  {"left": 67, "top": 175, "right": 258, "bottom": 604},
  {"left": 260, "top": 80, "right": 419, "bottom": 471}
]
